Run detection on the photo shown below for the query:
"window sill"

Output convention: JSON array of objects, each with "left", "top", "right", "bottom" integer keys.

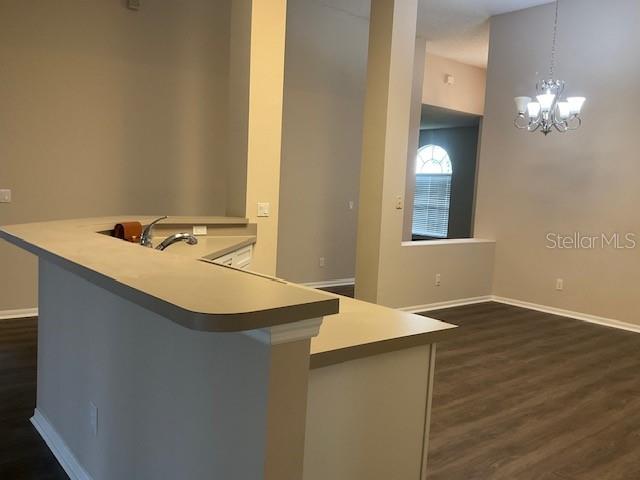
[{"left": 401, "top": 238, "right": 495, "bottom": 247}]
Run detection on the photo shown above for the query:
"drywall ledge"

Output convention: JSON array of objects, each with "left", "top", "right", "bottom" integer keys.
[
  {"left": 401, "top": 238, "right": 495, "bottom": 247},
  {"left": 302, "top": 278, "right": 355, "bottom": 289}
]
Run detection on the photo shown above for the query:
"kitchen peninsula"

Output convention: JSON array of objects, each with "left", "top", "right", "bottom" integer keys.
[{"left": 0, "top": 217, "right": 457, "bottom": 480}]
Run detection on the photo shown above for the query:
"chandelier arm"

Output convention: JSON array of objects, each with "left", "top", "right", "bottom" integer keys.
[
  {"left": 566, "top": 116, "right": 582, "bottom": 130},
  {"left": 554, "top": 121, "right": 568, "bottom": 133},
  {"left": 528, "top": 120, "right": 541, "bottom": 133},
  {"left": 529, "top": 114, "right": 541, "bottom": 131},
  {"left": 514, "top": 114, "right": 530, "bottom": 129}
]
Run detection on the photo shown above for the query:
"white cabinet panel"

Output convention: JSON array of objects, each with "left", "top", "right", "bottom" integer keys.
[{"left": 211, "top": 245, "right": 253, "bottom": 270}]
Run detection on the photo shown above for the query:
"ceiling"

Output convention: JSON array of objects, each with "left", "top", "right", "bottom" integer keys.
[
  {"left": 420, "top": 105, "right": 481, "bottom": 130},
  {"left": 314, "top": 0, "right": 555, "bottom": 67},
  {"left": 416, "top": 0, "right": 555, "bottom": 67}
]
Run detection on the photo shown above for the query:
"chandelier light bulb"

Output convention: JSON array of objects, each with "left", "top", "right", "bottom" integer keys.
[
  {"left": 536, "top": 92, "right": 556, "bottom": 113},
  {"left": 567, "top": 97, "right": 586, "bottom": 115},
  {"left": 514, "top": 96, "right": 532, "bottom": 114},
  {"left": 527, "top": 102, "right": 541, "bottom": 118},
  {"left": 556, "top": 101, "right": 571, "bottom": 120}
]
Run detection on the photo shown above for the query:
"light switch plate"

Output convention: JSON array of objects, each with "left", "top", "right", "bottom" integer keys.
[
  {"left": 0, "top": 189, "right": 11, "bottom": 203},
  {"left": 193, "top": 225, "right": 208, "bottom": 236},
  {"left": 395, "top": 195, "right": 403, "bottom": 210},
  {"left": 257, "top": 202, "right": 270, "bottom": 218},
  {"left": 89, "top": 402, "right": 98, "bottom": 436}
]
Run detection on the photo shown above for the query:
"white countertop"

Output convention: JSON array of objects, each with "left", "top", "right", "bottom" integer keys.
[{"left": 0, "top": 216, "right": 339, "bottom": 332}]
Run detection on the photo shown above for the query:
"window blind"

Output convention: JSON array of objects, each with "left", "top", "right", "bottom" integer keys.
[{"left": 412, "top": 173, "right": 451, "bottom": 238}]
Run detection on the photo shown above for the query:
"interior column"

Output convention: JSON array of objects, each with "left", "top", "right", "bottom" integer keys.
[
  {"left": 355, "top": 0, "right": 419, "bottom": 302},
  {"left": 227, "top": 0, "right": 287, "bottom": 276}
]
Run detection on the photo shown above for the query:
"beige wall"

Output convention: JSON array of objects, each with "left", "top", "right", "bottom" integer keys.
[
  {"left": 423, "top": 53, "right": 486, "bottom": 115},
  {"left": 242, "top": 0, "right": 288, "bottom": 276},
  {"left": 355, "top": 0, "right": 495, "bottom": 308},
  {"left": 475, "top": 0, "right": 640, "bottom": 324},
  {"left": 277, "top": 0, "right": 492, "bottom": 297},
  {"left": 277, "top": 0, "right": 369, "bottom": 283},
  {"left": 0, "top": 0, "right": 231, "bottom": 311},
  {"left": 227, "top": 0, "right": 252, "bottom": 218}
]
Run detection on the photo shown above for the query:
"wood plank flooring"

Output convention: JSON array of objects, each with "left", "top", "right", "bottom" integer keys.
[
  {"left": 424, "top": 302, "right": 640, "bottom": 480},
  {"left": 2, "top": 301, "right": 640, "bottom": 479},
  {"left": 318, "top": 284, "right": 355, "bottom": 298},
  {"left": 0, "top": 317, "right": 67, "bottom": 479}
]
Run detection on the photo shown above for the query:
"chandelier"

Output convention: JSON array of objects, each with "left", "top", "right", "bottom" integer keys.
[{"left": 513, "top": 0, "right": 585, "bottom": 135}]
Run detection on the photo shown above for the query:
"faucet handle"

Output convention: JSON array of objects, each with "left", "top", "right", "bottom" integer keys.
[{"left": 140, "top": 216, "right": 168, "bottom": 247}]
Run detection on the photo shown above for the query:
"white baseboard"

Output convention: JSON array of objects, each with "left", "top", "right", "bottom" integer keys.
[
  {"left": 302, "top": 278, "right": 355, "bottom": 289},
  {"left": 31, "top": 409, "right": 93, "bottom": 480},
  {"left": 491, "top": 296, "right": 640, "bottom": 334},
  {"left": 0, "top": 307, "right": 38, "bottom": 320},
  {"left": 400, "top": 294, "right": 640, "bottom": 334},
  {"left": 400, "top": 296, "right": 492, "bottom": 314}
]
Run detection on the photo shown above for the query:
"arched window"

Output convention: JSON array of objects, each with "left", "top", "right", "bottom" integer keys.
[
  {"left": 412, "top": 145, "right": 452, "bottom": 238},
  {"left": 416, "top": 145, "right": 452, "bottom": 174}
]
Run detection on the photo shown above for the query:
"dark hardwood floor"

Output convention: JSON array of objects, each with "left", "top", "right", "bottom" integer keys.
[
  {"left": 0, "top": 317, "right": 68, "bottom": 479},
  {"left": 318, "top": 284, "right": 355, "bottom": 298},
  {"left": 2, "top": 301, "right": 640, "bottom": 479},
  {"left": 425, "top": 302, "right": 640, "bottom": 480}
]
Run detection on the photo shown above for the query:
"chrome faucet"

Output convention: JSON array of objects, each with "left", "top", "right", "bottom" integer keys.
[
  {"left": 155, "top": 232, "right": 198, "bottom": 251},
  {"left": 140, "top": 216, "right": 168, "bottom": 248}
]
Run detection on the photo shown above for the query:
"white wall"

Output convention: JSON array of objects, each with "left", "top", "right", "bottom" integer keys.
[
  {"left": 0, "top": 0, "right": 231, "bottom": 311},
  {"left": 475, "top": 0, "right": 640, "bottom": 324}
]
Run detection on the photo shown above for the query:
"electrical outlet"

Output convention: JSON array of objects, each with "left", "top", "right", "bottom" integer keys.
[
  {"left": 192, "top": 225, "right": 208, "bottom": 236},
  {"left": 0, "top": 189, "right": 11, "bottom": 203},
  {"left": 89, "top": 402, "right": 98, "bottom": 436},
  {"left": 435, "top": 273, "right": 441, "bottom": 287},
  {"left": 319, "top": 257, "right": 326, "bottom": 267},
  {"left": 257, "top": 202, "right": 270, "bottom": 218},
  {"left": 556, "top": 278, "right": 564, "bottom": 291}
]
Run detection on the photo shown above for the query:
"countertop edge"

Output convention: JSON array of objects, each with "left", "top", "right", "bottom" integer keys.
[
  {"left": 309, "top": 326, "right": 457, "bottom": 369},
  {"left": 201, "top": 236, "right": 257, "bottom": 260},
  {"left": 0, "top": 229, "right": 340, "bottom": 332}
]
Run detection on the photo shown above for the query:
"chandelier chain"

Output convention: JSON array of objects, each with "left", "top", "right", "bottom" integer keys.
[{"left": 549, "top": 0, "right": 560, "bottom": 79}]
